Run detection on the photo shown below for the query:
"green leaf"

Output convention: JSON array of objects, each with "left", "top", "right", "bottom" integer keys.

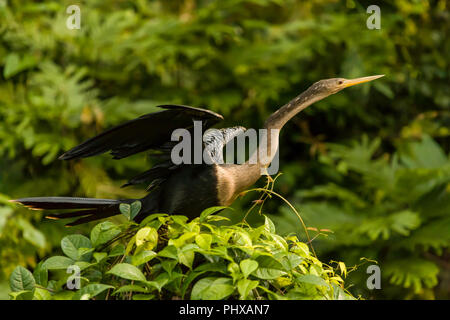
[
  {"left": 9, "top": 290, "right": 34, "bottom": 300},
  {"left": 109, "top": 244, "right": 125, "bottom": 257},
  {"left": 252, "top": 256, "right": 286, "bottom": 280},
  {"left": 133, "top": 294, "right": 155, "bottom": 300},
  {"left": 280, "top": 253, "right": 303, "bottom": 271},
  {"left": 158, "top": 245, "right": 178, "bottom": 260},
  {"left": 130, "top": 201, "right": 142, "bottom": 220},
  {"left": 144, "top": 273, "right": 170, "bottom": 292},
  {"left": 237, "top": 279, "right": 259, "bottom": 299},
  {"left": 178, "top": 244, "right": 196, "bottom": 269},
  {"left": 119, "top": 203, "right": 131, "bottom": 219},
  {"left": 195, "top": 234, "right": 212, "bottom": 250},
  {"left": 113, "top": 285, "right": 148, "bottom": 295},
  {"left": 240, "top": 259, "right": 258, "bottom": 278},
  {"left": 16, "top": 218, "right": 46, "bottom": 249},
  {"left": 90, "top": 221, "right": 121, "bottom": 247},
  {"left": 120, "top": 202, "right": 141, "bottom": 220},
  {"left": 72, "top": 284, "right": 114, "bottom": 300},
  {"left": 41, "top": 256, "right": 75, "bottom": 270},
  {"left": 181, "top": 263, "right": 228, "bottom": 298},
  {"left": 191, "top": 277, "right": 235, "bottom": 300},
  {"left": 200, "top": 206, "right": 227, "bottom": 222},
  {"left": 296, "top": 274, "right": 329, "bottom": 287},
  {"left": 264, "top": 215, "right": 276, "bottom": 233},
  {"left": 132, "top": 250, "right": 157, "bottom": 266},
  {"left": 10, "top": 266, "right": 35, "bottom": 294},
  {"left": 61, "top": 234, "right": 92, "bottom": 261},
  {"left": 135, "top": 227, "right": 158, "bottom": 250},
  {"left": 33, "top": 261, "right": 48, "bottom": 287},
  {"left": 33, "top": 287, "right": 52, "bottom": 300},
  {"left": 93, "top": 252, "right": 108, "bottom": 263},
  {"left": 107, "top": 263, "right": 146, "bottom": 282}
]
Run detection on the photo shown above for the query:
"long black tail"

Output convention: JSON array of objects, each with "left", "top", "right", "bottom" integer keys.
[{"left": 10, "top": 197, "right": 134, "bottom": 227}]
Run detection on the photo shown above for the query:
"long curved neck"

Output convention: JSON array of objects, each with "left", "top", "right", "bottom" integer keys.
[
  {"left": 257, "top": 88, "right": 327, "bottom": 162},
  {"left": 233, "top": 88, "right": 328, "bottom": 190},
  {"left": 264, "top": 89, "right": 326, "bottom": 130}
]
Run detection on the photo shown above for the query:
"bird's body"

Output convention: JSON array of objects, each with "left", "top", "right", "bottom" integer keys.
[{"left": 12, "top": 76, "right": 383, "bottom": 225}]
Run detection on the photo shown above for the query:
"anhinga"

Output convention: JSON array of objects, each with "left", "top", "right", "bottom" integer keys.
[{"left": 12, "top": 75, "right": 383, "bottom": 226}]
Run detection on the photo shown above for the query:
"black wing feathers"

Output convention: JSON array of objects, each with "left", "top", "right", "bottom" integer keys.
[{"left": 59, "top": 104, "right": 223, "bottom": 160}]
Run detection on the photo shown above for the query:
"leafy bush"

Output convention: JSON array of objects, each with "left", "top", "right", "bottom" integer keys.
[
  {"left": 274, "top": 134, "right": 450, "bottom": 299},
  {"left": 8, "top": 206, "right": 353, "bottom": 300}
]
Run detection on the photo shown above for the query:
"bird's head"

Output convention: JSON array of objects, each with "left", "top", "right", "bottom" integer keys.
[{"left": 307, "top": 75, "right": 384, "bottom": 97}]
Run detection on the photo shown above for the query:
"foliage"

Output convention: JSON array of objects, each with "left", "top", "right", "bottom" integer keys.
[
  {"left": 8, "top": 206, "right": 353, "bottom": 300},
  {"left": 0, "top": 0, "right": 448, "bottom": 300},
  {"left": 273, "top": 134, "right": 450, "bottom": 299}
]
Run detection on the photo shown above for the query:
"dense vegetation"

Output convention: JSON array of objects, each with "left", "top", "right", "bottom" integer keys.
[
  {"left": 9, "top": 205, "right": 354, "bottom": 300},
  {"left": 0, "top": 0, "right": 448, "bottom": 299}
]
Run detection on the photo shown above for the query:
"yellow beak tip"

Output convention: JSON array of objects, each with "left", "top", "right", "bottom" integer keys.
[{"left": 344, "top": 74, "right": 385, "bottom": 87}]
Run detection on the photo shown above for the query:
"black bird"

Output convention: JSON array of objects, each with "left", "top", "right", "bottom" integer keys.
[{"left": 11, "top": 75, "right": 383, "bottom": 226}]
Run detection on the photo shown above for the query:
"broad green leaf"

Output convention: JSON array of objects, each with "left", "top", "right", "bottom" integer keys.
[
  {"left": 169, "top": 232, "right": 197, "bottom": 248},
  {"left": 130, "top": 201, "right": 142, "bottom": 220},
  {"left": 93, "top": 252, "right": 108, "bottom": 263},
  {"left": 195, "top": 234, "right": 212, "bottom": 250},
  {"left": 158, "top": 245, "right": 178, "bottom": 260},
  {"left": 61, "top": 234, "right": 92, "bottom": 261},
  {"left": 180, "top": 263, "right": 228, "bottom": 298},
  {"left": 9, "top": 290, "right": 34, "bottom": 300},
  {"left": 237, "top": 279, "right": 259, "bottom": 299},
  {"left": 279, "top": 253, "right": 303, "bottom": 271},
  {"left": 10, "top": 266, "right": 35, "bottom": 293},
  {"left": 200, "top": 206, "right": 227, "bottom": 222},
  {"left": 178, "top": 244, "right": 196, "bottom": 269},
  {"left": 191, "top": 277, "right": 235, "bottom": 300},
  {"left": 132, "top": 250, "right": 157, "bottom": 266},
  {"left": 119, "top": 203, "right": 131, "bottom": 220},
  {"left": 135, "top": 227, "right": 158, "bottom": 250},
  {"left": 109, "top": 244, "right": 125, "bottom": 257},
  {"left": 240, "top": 259, "right": 258, "bottom": 278},
  {"left": 33, "top": 261, "right": 48, "bottom": 287},
  {"left": 252, "top": 256, "right": 286, "bottom": 280},
  {"left": 33, "top": 287, "right": 52, "bottom": 300},
  {"left": 161, "top": 260, "right": 178, "bottom": 275},
  {"left": 296, "top": 274, "right": 329, "bottom": 287},
  {"left": 107, "top": 263, "right": 146, "bottom": 282},
  {"left": 90, "top": 221, "right": 121, "bottom": 247},
  {"left": 144, "top": 273, "right": 170, "bottom": 292},
  {"left": 42, "top": 256, "right": 75, "bottom": 270},
  {"left": 228, "top": 262, "right": 241, "bottom": 281}
]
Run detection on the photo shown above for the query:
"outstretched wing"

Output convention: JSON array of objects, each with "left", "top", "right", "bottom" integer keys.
[{"left": 59, "top": 104, "right": 224, "bottom": 160}]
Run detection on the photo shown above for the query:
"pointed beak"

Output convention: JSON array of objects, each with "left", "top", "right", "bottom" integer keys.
[{"left": 342, "top": 75, "right": 384, "bottom": 88}]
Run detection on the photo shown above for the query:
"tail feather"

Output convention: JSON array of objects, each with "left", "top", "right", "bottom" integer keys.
[
  {"left": 11, "top": 197, "right": 130, "bottom": 227},
  {"left": 11, "top": 197, "right": 120, "bottom": 210}
]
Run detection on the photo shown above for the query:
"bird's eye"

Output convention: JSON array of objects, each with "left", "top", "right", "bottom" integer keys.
[{"left": 338, "top": 80, "right": 343, "bottom": 85}]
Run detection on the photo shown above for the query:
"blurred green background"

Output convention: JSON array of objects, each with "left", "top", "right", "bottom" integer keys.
[{"left": 0, "top": 0, "right": 449, "bottom": 299}]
